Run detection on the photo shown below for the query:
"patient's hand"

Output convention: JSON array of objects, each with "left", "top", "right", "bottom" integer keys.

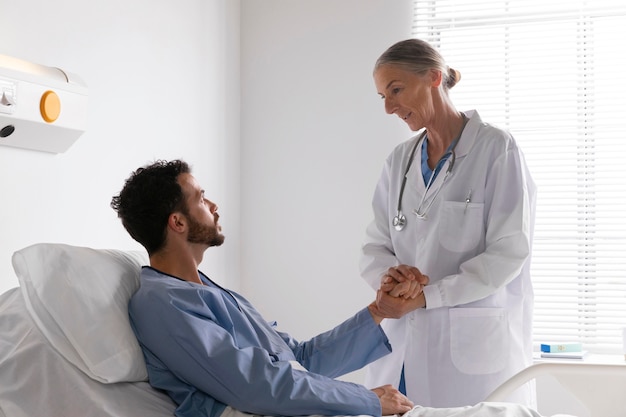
[
  {"left": 371, "top": 384, "right": 414, "bottom": 415},
  {"left": 372, "top": 289, "right": 426, "bottom": 318}
]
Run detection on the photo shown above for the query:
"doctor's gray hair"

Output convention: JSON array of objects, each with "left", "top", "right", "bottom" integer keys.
[{"left": 374, "top": 38, "right": 461, "bottom": 90}]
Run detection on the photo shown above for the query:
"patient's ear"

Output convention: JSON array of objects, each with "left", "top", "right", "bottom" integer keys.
[{"left": 168, "top": 212, "right": 187, "bottom": 234}]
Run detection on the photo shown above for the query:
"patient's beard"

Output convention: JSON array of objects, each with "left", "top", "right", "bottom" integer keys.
[{"left": 187, "top": 216, "right": 225, "bottom": 247}]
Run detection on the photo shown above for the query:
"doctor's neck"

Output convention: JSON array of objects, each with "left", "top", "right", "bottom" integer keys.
[{"left": 425, "top": 110, "right": 467, "bottom": 150}]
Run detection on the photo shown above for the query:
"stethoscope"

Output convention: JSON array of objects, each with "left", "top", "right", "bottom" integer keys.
[{"left": 392, "top": 115, "right": 467, "bottom": 231}]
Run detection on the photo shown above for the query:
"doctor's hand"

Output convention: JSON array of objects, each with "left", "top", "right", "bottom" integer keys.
[
  {"left": 371, "top": 384, "right": 414, "bottom": 416},
  {"left": 380, "top": 265, "right": 429, "bottom": 299}
]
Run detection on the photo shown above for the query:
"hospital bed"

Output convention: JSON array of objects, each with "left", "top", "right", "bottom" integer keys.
[{"left": 0, "top": 243, "right": 624, "bottom": 417}]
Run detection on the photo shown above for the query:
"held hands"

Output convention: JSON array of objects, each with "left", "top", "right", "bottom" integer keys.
[
  {"left": 372, "top": 384, "right": 414, "bottom": 415},
  {"left": 381, "top": 265, "right": 428, "bottom": 299},
  {"left": 369, "top": 265, "right": 429, "bottom": 320}
]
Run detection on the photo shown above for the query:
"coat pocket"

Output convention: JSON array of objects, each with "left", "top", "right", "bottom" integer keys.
[
  {"left": 438, "top": 201, "right": 484, "bottom": 253},
  {"left": 449, "top": 307, "right": 509, "bottom": 375}
]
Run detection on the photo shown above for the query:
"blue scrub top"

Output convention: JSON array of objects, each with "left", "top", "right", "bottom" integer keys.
[
  {"left": 420, "top": 136, "right": 455, "bottom": 184},
  {"left": 129, "top": 267, "right": 392, "bottom": 417}
]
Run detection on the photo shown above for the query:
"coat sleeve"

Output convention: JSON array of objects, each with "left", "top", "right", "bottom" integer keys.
[{"left": 360, "top": 155, "right": 401, "bottom": 290}]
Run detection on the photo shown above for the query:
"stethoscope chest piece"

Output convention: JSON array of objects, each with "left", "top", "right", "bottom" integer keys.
[{"left": 393, "top": 212, "right": 406, "bottom": 231}]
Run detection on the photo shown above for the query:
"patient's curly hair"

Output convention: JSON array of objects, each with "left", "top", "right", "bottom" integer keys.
[{"left": 111, "top": 160, "right": 190, "bottom": 254}]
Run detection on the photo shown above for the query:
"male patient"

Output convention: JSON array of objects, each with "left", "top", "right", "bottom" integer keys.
[
  {"left": 111, "top": 159, "right": 543, "bottom": 417},
  {"left": 111, "top": 159, "right": 422, "bottom": 417}
]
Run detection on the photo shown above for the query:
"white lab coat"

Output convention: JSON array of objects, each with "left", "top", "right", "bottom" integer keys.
[{"left": 360, "top": 110, "right": 537, "bottom": 408}]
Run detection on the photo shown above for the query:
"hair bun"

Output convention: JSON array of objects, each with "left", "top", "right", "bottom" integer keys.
[{"left": 447, "top": 67, "right": 461, "bottom": 89}]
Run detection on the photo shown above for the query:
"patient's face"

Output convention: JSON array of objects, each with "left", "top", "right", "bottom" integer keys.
[{"left": 178, "top": 173, "right": 225, "bottom": 247}]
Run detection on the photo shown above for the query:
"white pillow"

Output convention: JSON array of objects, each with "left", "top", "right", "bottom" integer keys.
[{"left": 12, "top": 243, "right": 149, "bottom": 383}]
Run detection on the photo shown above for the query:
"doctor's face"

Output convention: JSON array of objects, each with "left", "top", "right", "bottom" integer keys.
[
  {"left": 178, "top": 173, "right": 225, "bottom": 247},
  {"left": 374, "top": 64, "right": 437, "bottom": 131}
]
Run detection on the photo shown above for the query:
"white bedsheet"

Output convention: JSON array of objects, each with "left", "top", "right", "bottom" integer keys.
[{"left": 0, "top": 288, "right": 176, "bottom": 417}]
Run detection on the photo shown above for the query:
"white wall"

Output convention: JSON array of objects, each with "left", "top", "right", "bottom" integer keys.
[
  {"left": 1, "top": 0, "right": 414, "bottom": 385},
  {"left": 0, "top": 0, "right": 241, "bottom": 293},
  {"left": 240, "top": 0, "right": 414, "bottom": 376}
]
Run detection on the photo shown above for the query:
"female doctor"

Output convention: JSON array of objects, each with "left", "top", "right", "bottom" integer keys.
[{"left": 361, "top": 39, "right": 537, "bottom": 408}]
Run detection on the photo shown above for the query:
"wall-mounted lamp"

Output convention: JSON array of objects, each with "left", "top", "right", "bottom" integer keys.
[{"left": 0, "top": 55, "right": 88, "bottom": 154}]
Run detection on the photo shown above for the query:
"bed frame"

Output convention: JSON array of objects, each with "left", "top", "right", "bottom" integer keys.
[{"left": 485, "top": 361, "right": 626, "bottom": 417}]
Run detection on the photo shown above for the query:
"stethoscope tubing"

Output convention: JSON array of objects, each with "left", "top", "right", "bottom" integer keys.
[
  {"left": 393, "top": 114, "right": 467, "bottom": 230},
  {"left": 396, "top": 132, "right": 426, "bottom": 216},
  {"left": 414, "top": 146, "right": 456, "bottom": 219},
  {"left": 392, "top": 131, "right": 426, "bottom": 231}
]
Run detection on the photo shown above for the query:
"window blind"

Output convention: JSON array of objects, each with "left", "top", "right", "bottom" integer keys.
[{"left": 413, "top": 0, "right": 626, "bottom": 354}]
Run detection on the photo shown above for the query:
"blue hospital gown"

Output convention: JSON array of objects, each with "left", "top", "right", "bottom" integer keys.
[{"left": 129, "top": 267, "right": 392, "bottom": 417}]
